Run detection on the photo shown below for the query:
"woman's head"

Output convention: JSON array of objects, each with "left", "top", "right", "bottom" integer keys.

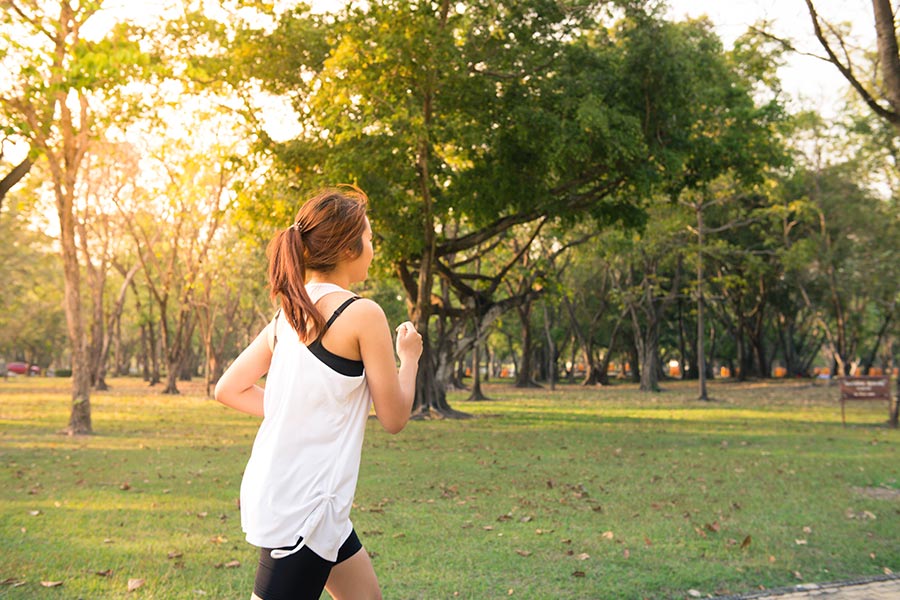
[{"left": 267, "top": 185, "right": 370, "bottom": 341}]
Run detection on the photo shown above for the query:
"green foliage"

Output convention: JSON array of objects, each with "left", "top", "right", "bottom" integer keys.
[
  {"left": 224, "top": 0, "right": 662, "bottom": 267},
  {"left": 0, "top": 201, "right": 67, "bottom": 367}
]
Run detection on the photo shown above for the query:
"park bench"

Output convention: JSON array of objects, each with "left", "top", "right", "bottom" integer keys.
[{"left": 837, "top": 376, "right": 892, "bottom": 426}]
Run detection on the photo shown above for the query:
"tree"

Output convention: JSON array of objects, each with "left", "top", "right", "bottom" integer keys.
[
  {"left": 801, "top": 0, "right": 900, "bottom": 133},
  {"left": 781, "top": 162, "right": 896, "bottom": 376},
  {"left": 195, "top": 234, "right": 269, "bottom": 397},
  {"left": 0, "top": 0, "right": 152, "bottom": 433},
  {"left": 75, "top": 140, "right": 144, "bottom": 390},
  {"left": 222, "top": 0, "right": 650, "bottom": 414},
  {"left": 0, "top": 197, "right": 67, "bottom": 368},
  {"left": 609, "top": 198, "right": 687, "bottom": 392},
  {"left": 116, "top": 135, "right": 238, "bottom": 394}
]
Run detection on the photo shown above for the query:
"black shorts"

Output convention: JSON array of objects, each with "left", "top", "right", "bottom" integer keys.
[{"left": 253, "top": 529, "right": 363, "bottom": 600}]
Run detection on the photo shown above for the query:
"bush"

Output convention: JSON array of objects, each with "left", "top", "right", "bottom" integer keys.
[{"left": 54, "top": 369, "right": 72, "bottom": 377}]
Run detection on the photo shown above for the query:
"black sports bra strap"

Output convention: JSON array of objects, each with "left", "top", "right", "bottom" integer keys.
[{"left": 324, "top": 296, "right": 361, "bottom": 329}]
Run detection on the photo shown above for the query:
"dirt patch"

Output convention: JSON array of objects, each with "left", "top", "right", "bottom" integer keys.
[{"left": 852, "top": 486, "right": 900, "bottom": 500}]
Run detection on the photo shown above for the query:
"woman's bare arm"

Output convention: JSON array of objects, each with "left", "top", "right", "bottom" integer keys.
[
  {"left": 353, "top": 300, "right": 422, "bottom": 433},
  {"left": 214, "top": 324, "right": 273, "bottom": 417}
]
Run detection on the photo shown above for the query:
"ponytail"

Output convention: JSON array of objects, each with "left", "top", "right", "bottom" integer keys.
[
  {"left": 267, "top": 227, "right": 325, "bottom": 343},
  {"left": 267, "top": 185, "right": 369, "bottom": 344}
]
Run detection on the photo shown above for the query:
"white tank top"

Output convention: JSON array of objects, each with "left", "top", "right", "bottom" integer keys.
[{"left": 240, "top": 283, "right": 372, "bottom": 561}]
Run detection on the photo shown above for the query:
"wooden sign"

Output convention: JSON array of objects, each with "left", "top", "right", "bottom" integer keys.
[{"left": 837, "top": 376, "right": 891, "bottom": 425}]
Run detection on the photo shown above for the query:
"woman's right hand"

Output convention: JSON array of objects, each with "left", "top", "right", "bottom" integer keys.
[{"left": 395, "top": 321, "right": 423, "bottom": 364}]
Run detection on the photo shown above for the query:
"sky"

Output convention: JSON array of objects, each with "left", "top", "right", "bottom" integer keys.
[{"left": 663, "top": 0, "right": 874, "bottom": 117}]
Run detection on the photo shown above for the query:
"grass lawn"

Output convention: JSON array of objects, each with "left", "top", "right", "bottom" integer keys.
[{"left": 0, "top": 376, "right": 898, "bottom": 599}]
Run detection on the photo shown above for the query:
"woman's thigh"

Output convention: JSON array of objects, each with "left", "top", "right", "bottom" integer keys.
[{"left": 324, "top": 547, "right": 381, "bottom": 600}]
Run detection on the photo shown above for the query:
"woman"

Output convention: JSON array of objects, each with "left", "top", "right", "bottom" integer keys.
[{"left": 215, "top": 186, "right": 422, "bottom": 600}]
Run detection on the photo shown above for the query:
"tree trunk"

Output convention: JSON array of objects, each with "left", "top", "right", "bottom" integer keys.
[
  {"left": 596, "top": 314, "right": 624, "bottom": 386},
  {"left": 59, "top": 193, "right": 92, "bottom": 434},
  {"left": 696, "top": 205, "right": 708, "bottom": 399},
  {"left": 163, "top": 364, "right": 180, "bottom": 394},
  {"left": 147, "top": 317, "right": 160, "bottom": 386},
  {"left": 637, "top": 323, "right": 661, "bottom": 392},
  {"left": 542, "top": 303, "right": 556, "bottom": 391},
  {"left": 514, "top": 302, "right": 540, "bottom": 388},
  {"left": 468, "top": 338, "right": 489, "bottom": 401},
  {"left": 862, "top": 312, "right": 893, "bottom": 373},
  {"left": 891, "top": 378, "right": 899, "bottom": 428},
  {"left": 88, "top": 267, "right": 107, "bottom": 390},
  {"left": 873, "top": 0, "right": 900, "bottom": 119}
]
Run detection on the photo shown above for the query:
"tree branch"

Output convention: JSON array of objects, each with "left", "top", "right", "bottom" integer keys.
[
  {"left": 0, "top": 156, "right": 34, "bottom": 209},
  {"left": 802, "top": 0, "right": 899, "bottom": 125}
]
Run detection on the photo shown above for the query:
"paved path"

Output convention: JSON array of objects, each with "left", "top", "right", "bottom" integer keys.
[{"left": 716, "top": 575, "right": 900, "bottom": 599}]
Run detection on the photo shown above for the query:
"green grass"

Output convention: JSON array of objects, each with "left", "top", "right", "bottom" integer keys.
[{"left": 1, "top": 377, "right": 898, "bottom": 599}]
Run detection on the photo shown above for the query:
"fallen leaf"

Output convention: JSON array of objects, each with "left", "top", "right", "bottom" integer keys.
[
  {"left": 622, "top": 549, "right": 630, "bottom": 559},
  {"left": 197, "top": 512, "right": 208, "bottom": 518},
  {"left": 705, "top": 521, "right": 720, "bottom": 533},
  {"left": 120, "top": 482, "right": 131, "bottom": 491},
  {"left": 519, "top": 516, "right": 532, "bottom": 523},
  {"left": 515, "top": 549, "right": 532, "bottom": 557},
  {"left": 885, "top": 567, "right": 894, "bottom": 575},
  {"left": 577, "top": 553, "right": 590, "bottom": 561},
  {"left": 167, "top": 551, "right": 183, "bottom": 559},
  {"left": 572, "top": 571, "right": 585, "bottom": 578},
  {"left": 482, "top": 526, "right": 494, "bottom": 531},
  {"left": 741, "top": 535, "right": 752, "bottom": 549},
  {"left": 793, "top": 571, "right": 803, "bottom": 581},
  {"left": 560, "top": 538, "right": 572, "bottom": 544},
  {"left": 507, "top": 588, "right": 514, "bottom": 595},
  {"left": 224, "top": 560, "right": 240, "bottom": 568},
  {"left": 41, "top": 581, "right": 63, "bottom": 588},
  {"left": 802, "top": 526, "right": 812, "bottom": 533},
  {"left": 688, "top": 590, "right": 702, "bottom": 598},
  {"left": 95, "top": 569, "right": 113, "bottom": 577},
  {"left": 1, "top": 578, "right": 26, "bottom": 587},
  {"left": 28, "top": 510, "right": 42, "bottom": 517},
  {"left": 127, "top": 578, "right": 145, "bottom": 592},
  {"left": 795, "top": 539, "right": 808, "bottom": 545},
  {"left": 601, "top": 531, "right": 614, "bottom": 540}
]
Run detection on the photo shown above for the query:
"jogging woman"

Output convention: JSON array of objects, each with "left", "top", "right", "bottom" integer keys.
[{"left": 215, "top": 186, "right": 422, "bottom": 600}]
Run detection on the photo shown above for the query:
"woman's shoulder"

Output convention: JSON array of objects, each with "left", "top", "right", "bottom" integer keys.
[{"left": 343, "top": 297, "right": 385, "bottom": 320}]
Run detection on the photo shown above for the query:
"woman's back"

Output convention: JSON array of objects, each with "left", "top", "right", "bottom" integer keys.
[{"left": 241, "top": 283, "right": 372, "bottom": 562}]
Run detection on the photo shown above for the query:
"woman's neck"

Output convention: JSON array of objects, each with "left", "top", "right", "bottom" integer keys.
[{"left": 306, "top": 270, "right": 351, "bottom": 289}]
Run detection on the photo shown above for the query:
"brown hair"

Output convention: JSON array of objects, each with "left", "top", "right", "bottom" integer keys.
[{"left": 267, "top": 185, "right": 369, "bottom": 342}]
